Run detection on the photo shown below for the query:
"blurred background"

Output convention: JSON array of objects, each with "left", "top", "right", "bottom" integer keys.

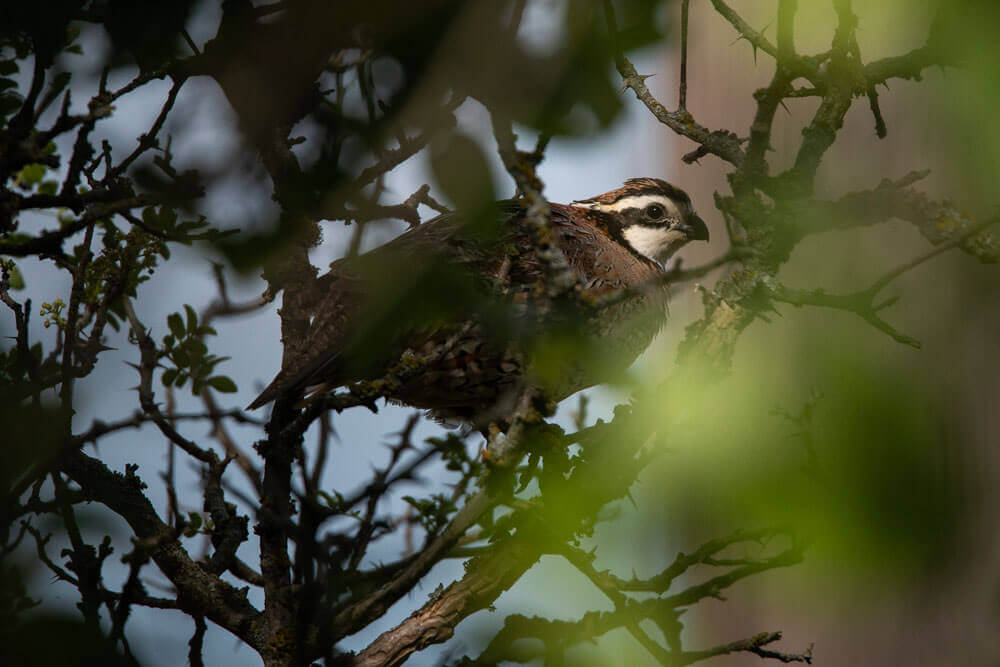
[{"left": 3, "top": 0, "right": 999, "bottom": 664}]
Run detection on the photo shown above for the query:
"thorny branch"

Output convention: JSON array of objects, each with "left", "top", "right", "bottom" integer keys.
[
  {"left": 772, "top": 216, "right": 999, "bottom": 348},
  {"left": 604, "top": 0, "right": 747, "bottom": 168},
  {"left": 602, "top": 0, "right": 987, "bottom": 383},
  {"left": 333, "top": 387, "right": 548, "bottom": 646}
]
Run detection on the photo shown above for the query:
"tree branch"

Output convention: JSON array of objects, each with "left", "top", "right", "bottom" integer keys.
[{"left": 604, "top": 0, "right": 746, "bottom": 168}]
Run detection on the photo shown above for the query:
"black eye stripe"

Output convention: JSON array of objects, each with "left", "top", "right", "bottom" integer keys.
[{"left": 611, "top": 206, "right": 680, "bottom": 228}]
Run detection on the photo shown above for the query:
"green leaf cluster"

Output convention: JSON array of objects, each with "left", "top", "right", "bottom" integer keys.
[
  {"left": 160, "top": 305, "right": 236, "bottom": 395},
  {"left": 0, "top": 57, "right": 22, "bottom": 123},
  {"left": 78, "top": 225, "right": 172, "bottom": 332},
  {"left": 182, "top": 511, "right": 214, "bottom": 538},
  {"left": 139, "top": 206, "right": 236, "bottom": 245},
  {"left": 0, "top": 340, "right": 42, "bottom": 387},
  {"left": 402, "top": 493, "right": 457, "bottom": 535},
  {"left": 429, "top": 432, "right": 478, "bottom": 474}
]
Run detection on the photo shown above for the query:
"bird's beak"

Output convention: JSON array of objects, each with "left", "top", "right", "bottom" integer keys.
[{"left": 681, "top": 213, "right": 710, "bottom": 241}]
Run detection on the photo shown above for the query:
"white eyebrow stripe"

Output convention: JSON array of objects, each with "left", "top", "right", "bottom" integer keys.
[{"left": 580, "top": 194, "right": 681, "bottom": 218}]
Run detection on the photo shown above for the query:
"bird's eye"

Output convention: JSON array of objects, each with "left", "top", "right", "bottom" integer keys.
[{"left": 645, "top": 204, "right": 665, "bottom": 220}]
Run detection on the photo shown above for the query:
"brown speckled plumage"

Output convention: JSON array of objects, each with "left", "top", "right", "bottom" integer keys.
[{"left": 249, "top": 180, "right": 707, "bottom": 421}]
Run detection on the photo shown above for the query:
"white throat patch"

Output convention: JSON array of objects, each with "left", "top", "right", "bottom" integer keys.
[{"left": 622, "top": 226, "right": 687, "bottom": 262}]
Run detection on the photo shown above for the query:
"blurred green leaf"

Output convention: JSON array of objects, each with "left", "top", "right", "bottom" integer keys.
[
  {"left": 430, "top": 131, "right": 497, "bottom": 217},
  {"left": 640, "top": 332, "right": 964, "bottom": 585},
  {"left": 183, "top": 511, "right": 202, "bottom": 538},
  {"left": 46, "top": 70, "right": 71, "bottom": 100},
  {"left": 183, "top": 304, "right": 197, "bottom": 332},
  {"left": 161, "top": 368, "right": 178, "bottom": 387},
  {"left": 0, "top": 396, "right": 61, "bottom": 498},
  {"left": 207, "top": 375, "right": 237, "bottom": 393},
  {"left": 166, "top": 312, "right": 185, "bottom": 340},
  {"left": 208, "top": 375, "right": 237, "bottom": 394},
  {"left": 15, "top": 163, "right": 45, "bottom": 186},
  {"left": 3, "top": 262, "right": 25, "bottom": 290}
]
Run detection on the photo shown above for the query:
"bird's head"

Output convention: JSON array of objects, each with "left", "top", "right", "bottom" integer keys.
[{"left": 572, "top": 178, "right": 709, "bottom": 263}]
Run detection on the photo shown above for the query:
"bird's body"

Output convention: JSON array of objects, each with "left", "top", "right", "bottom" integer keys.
[{"left": 249, "top": 178, "right": 708, "bottom": 421}]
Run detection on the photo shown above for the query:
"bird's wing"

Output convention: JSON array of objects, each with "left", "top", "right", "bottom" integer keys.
[
  {"left": 246, "top": 269, "right": 365, "bottom": 410},
  {"left": 514, "top": 203, "right": 662, "bottom": 295},
  {"left": 247, "top": 202, "right": 525, "bottom": 409}
]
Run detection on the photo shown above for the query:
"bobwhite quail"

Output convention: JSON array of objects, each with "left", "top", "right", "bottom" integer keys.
[{"left": 248, "top": 178, "right": 709, "bottom": 422}]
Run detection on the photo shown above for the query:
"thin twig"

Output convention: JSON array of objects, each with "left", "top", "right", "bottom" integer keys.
[
  {"left": 604, "top": 0, "right": 746, "bottom": 167},
  {"left": 680, "top": 0, "right": 691, "bottom": 110}
]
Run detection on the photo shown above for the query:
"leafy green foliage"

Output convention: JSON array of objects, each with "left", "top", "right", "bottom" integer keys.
[
  {"left": 0, "top": 259, "right": 23, "bottom": 290},
  {"left": 160, "top": 305, "right": 236, "bottom": 395},
  {"left": 182, "top": 511, "right": 213, "bottom": 538},
  {"left": 0, "top": 341, "right": 41, "bottom": 388},
  {"left": 640, "top": 332, "right": 966, "bottom": 584},
  {"left": 431, "top": 432, "right": 478, "bottom": 473},
  {"left": 0, "top": 54, "right": 22, "bottom": 123},
  {"left": 402, "top": 493, "right": 457, "bottom": 535},
  {"left": 139, "top": 206, "right": 236, "bottom": 245},
  {"left": 317, "top": 490, "right": 346, "bottom": 512},
  {"left": 9, "top": 144, "right": 57, "bottom": 193},
  {"left": 14, "top": 163, "right": 46, "bottom": 188},
  {"left": 75, "top": 226, "right": 172, "bottom": 331},
  {"left": 0, "top": 394, "right": 62, "bottom": 502}
]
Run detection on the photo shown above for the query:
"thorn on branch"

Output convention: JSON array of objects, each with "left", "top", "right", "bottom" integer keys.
[
  {"left": 121, "top": 297, "right": 218, "bottom": 464},
  {"left": 769, "top": 216, "right": 997, "bottom": 348},
  {"left": 771, "top": 283, "right": 921, "bottom": 348},
  {"left": 683, "top": 134, "right": 748, "bottom": 165},
  {"left": 710, "top": 0, "right": 779, "bottom": 61},
  {"left": 690, "top": 630, "right": 812, "bottom": 664}
]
